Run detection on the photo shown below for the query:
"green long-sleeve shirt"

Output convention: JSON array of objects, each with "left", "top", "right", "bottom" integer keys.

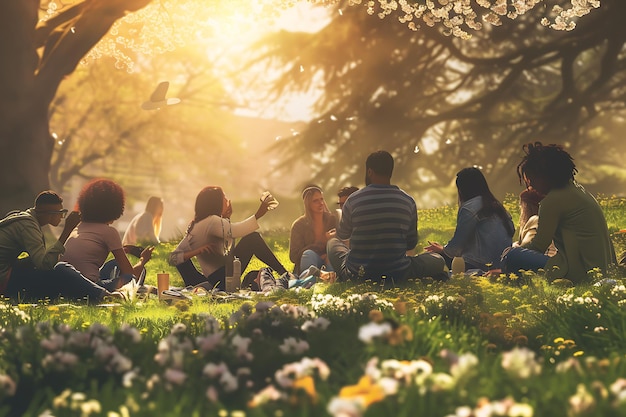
[
  {"left": 0, "top": 209, "right": 65, "bottom": 291},
  {"left": 522, "top": 181, "right": 616, "bottom": 283}
]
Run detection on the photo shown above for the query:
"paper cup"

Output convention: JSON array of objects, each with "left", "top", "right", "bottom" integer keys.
[{"left": 157, "top": 273, "right": 170, "bottom": 298}]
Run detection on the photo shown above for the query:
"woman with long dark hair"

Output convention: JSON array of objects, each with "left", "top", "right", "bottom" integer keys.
[
  {"left": 425, "top": 167, "right": 514, "bottom": 271},
  {"left": 169, "top": 186, "right": 291, "bottom": 290}
]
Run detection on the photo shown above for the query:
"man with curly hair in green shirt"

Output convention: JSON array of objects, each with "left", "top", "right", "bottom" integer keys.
[{"left": 502, "top": 142, "right": 616, "bottom": 284}]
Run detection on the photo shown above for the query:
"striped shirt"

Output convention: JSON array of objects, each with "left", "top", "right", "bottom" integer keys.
[{"left": 336, "top": 184, "right": 417, "bottom": 279}]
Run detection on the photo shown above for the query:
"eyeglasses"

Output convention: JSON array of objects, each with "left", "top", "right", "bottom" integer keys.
[{"left": 37, "top": 209, "right": 68, "bottom": 218}]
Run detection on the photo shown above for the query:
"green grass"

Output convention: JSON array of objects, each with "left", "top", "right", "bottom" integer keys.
[{"left": 2, "top": 195, "right": 626, "bottom": 417}]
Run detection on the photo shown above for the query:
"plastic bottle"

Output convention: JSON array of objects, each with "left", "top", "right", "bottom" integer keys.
[
  {"left": 232, "top": 257, "right": 241, "bottom": 291},
  {"left": 451, "top": 256, "right": 465, "bottom": 276}
]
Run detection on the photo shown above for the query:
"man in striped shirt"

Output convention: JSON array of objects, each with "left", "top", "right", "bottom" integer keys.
[{"left": 327, "top": 150, "right": 448, "bottom": 283}]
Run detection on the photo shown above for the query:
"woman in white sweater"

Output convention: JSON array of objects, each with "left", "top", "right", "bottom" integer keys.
[{"left": 169, "top": 186, "right": 289, "bottom": 289}]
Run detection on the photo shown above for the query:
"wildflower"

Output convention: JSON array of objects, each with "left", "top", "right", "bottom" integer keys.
[
  {"left": 386, "top": 324, "right": 413, "bottom": 346},
  {"left": 122, "top": 369, "right": 139, "bottom": 388},
  {"left": 119, "top": 324, "right": 141, "bottom": 343},
  {"left": 164, "top": 368, "right": 187, "bottom": 385},
  {"left": 556, "top": 358, "right": 583, "bottom": 374},
  {"left": 146, "top": 374, "right": 160, "bottom": 391},
  {"left": 41, "top": 333, "right": 65, "bottom": 351},
  {"left": 79, "top": 399, "right": 101, "bottom": 417},
  {"left": 0, "top": 373, "right": 16, "bottom": 396},
  {"left": 430, "top": 372, "right": 455, "bottom": 392},
  {"left": 220, "top": 369, "right": 239, "bottom": 392},
  {"left": 368, "top": 310, "right": 384, "bottom": 322},
  {"left": 196, "top": 332, "right": 224, "bottom": 353},
  {"left": 52, "top": 389, "right": 72, "bottom": 408},
  {"left": 203, "top": 362, "right": 228, "bottom": 379},
  {"left": 109, "top": 353, "right": 133, "bottom": 373},
  {"left": 450, "top": 353, "right": 479, "bottom": 381},
  {"left": 279, "top": 337, "right": 309, "bottom": 355},
  {"left": 569, "top": 384, "right": 595, "bottom": 415},
  {"left": 275, "top": 357, "right": 330, "bottom": 388},
  {"left": 338, "top": 376, "right": 386, "bottom": 407},
  {"left": 501, "top": 347, "right": 542, "bottom": 379},
  {"left": 610, "top": 378, "right": 626, "bottom": 405},
  {"left": 301, "top": 317, "right": 330, "bottom": 332},
  {"left": 249, "top": 385, "right": 283, "bottom": 407},
  {"left": 70, "top": 392, "right": 87, "bottom": 409},
  {"left": 206, "top": 386, "right": 219, "bottom": 403},
  {"left": 358, "top": 322, "right": 392, "bottom": 344},
  {"left": 255, "top": 301, "right": 275, "bottom": 312},
  {"left": 67, "top": 331, "right": 90, "bottom": 348},
  {"left": 327, "top": 396, "right": 364, "bottom": 417},
  {"left": 231, "top": 335, "right": 253, "bottom": 361},
  {"left": 293, "top": 375, "right": 318, "bottom": 402},
  {"left": 394, "top": 299, "right": 407, "bottom": 315}
]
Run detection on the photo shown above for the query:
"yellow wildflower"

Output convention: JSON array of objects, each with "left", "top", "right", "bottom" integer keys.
[{"left": 339, "top": 376, "right": 386, "bottom": 407}]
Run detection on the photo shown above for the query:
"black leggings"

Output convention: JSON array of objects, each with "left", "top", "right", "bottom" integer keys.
[{"left": 176, "top": 232, "right": 287, "bottom": 289}]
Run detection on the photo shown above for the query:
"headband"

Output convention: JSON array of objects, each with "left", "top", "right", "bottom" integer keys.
[{"left": 301, "top": 186, "right": 322, "bottom": 200}]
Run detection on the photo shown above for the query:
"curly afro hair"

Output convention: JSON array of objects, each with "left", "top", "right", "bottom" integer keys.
[{"left": 78, "top": 179, "right": 125, "bottom": 223}]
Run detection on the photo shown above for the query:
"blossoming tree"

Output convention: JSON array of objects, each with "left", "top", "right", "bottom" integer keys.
[{"left": 0, "top": 0, "right": 602, "bottom": 213}]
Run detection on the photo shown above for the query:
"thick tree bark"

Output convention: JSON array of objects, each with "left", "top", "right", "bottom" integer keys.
[{"left": 0, "top": 0, "right": 152, "bottom": 214}]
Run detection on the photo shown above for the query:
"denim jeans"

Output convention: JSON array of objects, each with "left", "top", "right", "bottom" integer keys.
[
  {"left": 98, "top": 259, "right": 137, "bottom": 292},
  {"left": 300, "top": 249, "right": 333, "bottom": 274},
  {"left": 326, "top": 238, "right": 354, "bottom": 282},
  {"left": 501, "top": 247, "right": 549, "bottom": 275},
  {"left": 5, "top": 260, "right": 106, "bottom": 302},
  {"left": 327, "top": 238, "right": 447, "bottom": 283}
]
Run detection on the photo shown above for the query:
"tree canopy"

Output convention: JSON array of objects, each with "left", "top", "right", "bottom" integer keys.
[
  {"left": 245, "top": 0, "right": 625, "bottom": 203},
  {"left": 0, "top": 0, "right": 610, "bottom": 213}
]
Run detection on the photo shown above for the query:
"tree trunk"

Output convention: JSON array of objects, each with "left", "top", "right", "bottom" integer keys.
[
  {"left": 0, "top": 104, "right": 53, "bottom": 214},
  {"left": 0, "top": 0, "right": 153, "bottom": 215},
  {"left": 0, "top": 0, "right": 50, "bottom": 214}
]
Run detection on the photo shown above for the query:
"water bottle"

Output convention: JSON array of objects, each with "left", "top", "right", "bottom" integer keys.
[
  {"left": 225, "top": 252, "right": 234, "bottom": 292},
  {"left": 451, "top": 256, "right": 465, "bottom": 276},
  {"left": 232, "top": 257, "right": 241, "bottom": 291}
]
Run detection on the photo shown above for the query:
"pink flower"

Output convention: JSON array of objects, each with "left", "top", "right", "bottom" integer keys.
[{"left": 164, "top": 368, "right": 187, "bottom": 385}]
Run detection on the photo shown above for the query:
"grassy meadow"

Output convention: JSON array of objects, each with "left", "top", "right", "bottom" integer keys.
[{"left": 2, "top": 195, "right": 626, "bottom": 416}]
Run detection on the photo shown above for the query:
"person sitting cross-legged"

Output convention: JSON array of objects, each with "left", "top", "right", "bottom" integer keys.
[
  {"left": 61, "top": 179, "right": 153, "bottom": 292},
  {"left": 326, "top": 150, "right": 448, "bottom": 284},
  {"left": 289, "top": 185, "right": 337, "bottom": 275},
  {"left": 501, "top": 142, "right": 616, "bottom": 284}
]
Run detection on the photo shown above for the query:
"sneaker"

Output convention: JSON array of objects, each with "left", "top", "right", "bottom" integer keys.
[
  {"left": 318, "top": 270, "right": 337, "bottom": 283},
  {"left": 259, "top": 268, "right": 277, "bottom": 292},
  {"left": 160, "top": 289, "right": 192, "bottom": 302},
  {"left": 277, "top": 273, "right": 290, "bottom": 289},
  {"left": 300, "top": 265, "right": 321, "bottom": 278}
]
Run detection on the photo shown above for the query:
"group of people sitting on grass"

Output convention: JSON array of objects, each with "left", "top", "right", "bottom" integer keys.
[{"left": 0, "top": 141, "right": 619, "bottom": 303}]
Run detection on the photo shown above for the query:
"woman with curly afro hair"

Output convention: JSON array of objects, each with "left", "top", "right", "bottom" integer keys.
[
  {"left": 61, "top": 179, "right": 154, "bottom": 291},
  {"left": 501, "top": 142, "right": 616, "bottom": 284}
]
